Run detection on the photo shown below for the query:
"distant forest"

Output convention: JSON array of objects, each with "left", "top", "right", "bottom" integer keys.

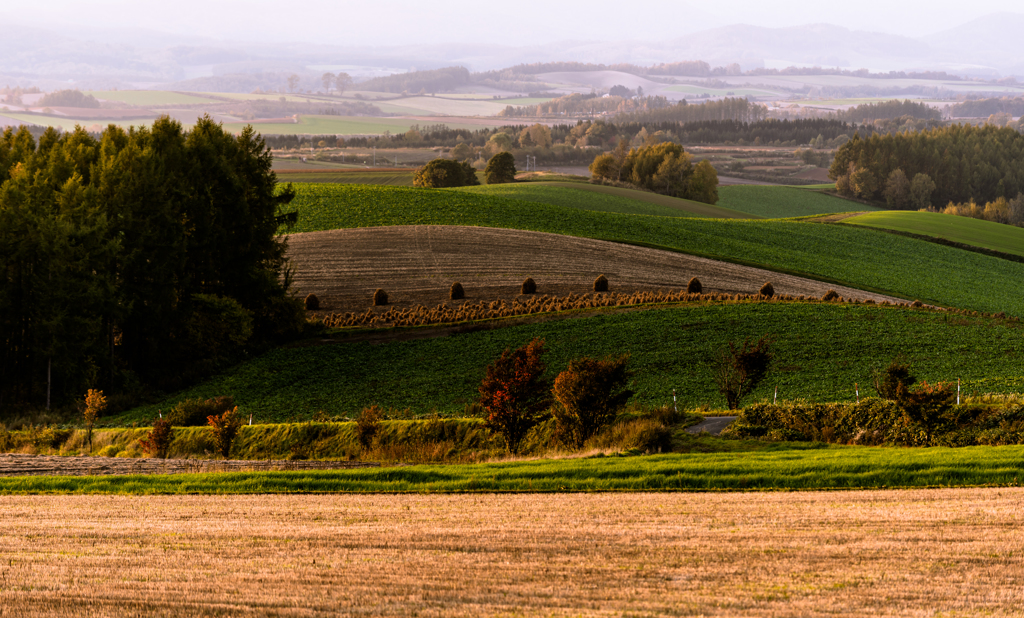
[{"left": 830, "top": 124, "right": 1024, "bottom": 206}]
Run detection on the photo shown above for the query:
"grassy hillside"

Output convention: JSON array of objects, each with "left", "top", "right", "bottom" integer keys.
[
  {"left": 716, "top": 185, "right": 875, "bottom": 218},
  {"left": 110, "top": 303, "right": 1024, "bottom": 424},
  {"left": 843, "top": 211, "right": 1024, "bottom": 258},
  {"left": 458, "top": 182, "right": 755, "bottom": 218},
  {"left": 5, "top": 444, "right": 1024, "bottom": 493},
  {"left": 284, "top": 184, "right": 1024, "bottom": 316}
]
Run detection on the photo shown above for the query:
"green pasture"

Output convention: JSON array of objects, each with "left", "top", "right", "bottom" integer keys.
[
  {"left": 666, "top": 85, "right": 781, "bottom": 97},
  {"left": 0, "top": 113, "right": 157, "bottom": 132},
  {"left": 457, "top": 182, "right": 754, "bottom": 218},
  {"left": 716, "top": 185, "right": 874, "bottom": 218},
  {"left": 225, "top": 115, "right": 504, "bottom": 135},
  {"left": 373, "top": 96, "right": 513, "bottom": 116},
  {"left": 111, "top": 303, "right": 1024, "bottom": 423},
  {"left": 86, "top": 90, "right": 222, "bottom": 106},
  {"left": 4, "top": 444, "right": 1024, "bottom": 494},
  {"left": 284, "top": 184, "right": 1024, "bottom": 316},
  {"left": 277, "top": 170, "right": 415, "bottom": 185},
  {"left": 843, "top": 210, "right": 1024, "bottom": 258}
]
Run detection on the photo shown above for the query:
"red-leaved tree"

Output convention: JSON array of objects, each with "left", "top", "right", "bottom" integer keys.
[{"left": 479, "top": 338, "right": 551, "bottom": 454}]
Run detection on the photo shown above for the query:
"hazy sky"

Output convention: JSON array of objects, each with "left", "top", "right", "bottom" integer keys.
[{"left": 4, "top": 0, "right": 1020, "bottom": 47}]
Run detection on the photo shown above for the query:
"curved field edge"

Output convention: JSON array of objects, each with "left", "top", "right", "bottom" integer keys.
[
  {"left": 716, "top": 185, "right": 878, "bottom": 218},
  {"left": 3, "top": 445, "right": 1023, "bottom": 494},
  {"left": 282, "top": 184, "right": 1024, "bottom": 316},
  {"left": 842, "top": 210, "right": 1024, "bottom": 258},
  {"left": 457, "top": 182, "right": 756, "bottom": 219},
  {"left": 111, "top": 303, "right": 1024, "bottom": 423}
]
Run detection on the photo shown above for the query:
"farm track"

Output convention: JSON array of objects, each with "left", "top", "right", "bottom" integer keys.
[
  {"left": 286, "top": 225, "right": 907, "bottom": 313},
  {"left": 3, "top": 490, "right": 1024, "bottom": 616},
  {"left": 0, "top": 453, "right": 379, "bottom": 477}
]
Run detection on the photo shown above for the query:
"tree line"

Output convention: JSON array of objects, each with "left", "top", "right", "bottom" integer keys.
[
  {"left": 839, "top": 100, "right": 941, "bottom": 123},
  {"left": 0, "top": 118, "right": 305, "bottom": 413},
  {"left": 357, "top": 67, "right": 472, "bottom": 94},
  {"left": 950, "top": 97, "right": 1024, "bottom": 118},
  {"left": 829, "top": 124, "right": 1024, "bottom": 206}
]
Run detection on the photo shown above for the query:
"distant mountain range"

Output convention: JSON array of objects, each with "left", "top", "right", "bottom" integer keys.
[{"left": 4, "top": 14, "right": 1024, "bottom": 91}]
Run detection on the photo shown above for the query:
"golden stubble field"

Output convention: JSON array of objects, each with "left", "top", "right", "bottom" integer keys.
[{"left": 2, "top": 489, "right": 1023, "bottom": 617}]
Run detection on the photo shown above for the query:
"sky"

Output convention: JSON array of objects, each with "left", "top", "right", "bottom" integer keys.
[{"left": 3, "top": 0, "right": 1019, "bottom": 47}]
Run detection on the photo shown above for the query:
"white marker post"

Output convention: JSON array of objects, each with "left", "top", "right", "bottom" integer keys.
[
  {"left": 957, "top": 378, "right": 961, "bottom": 405},
  {"left": 774, "top": 386, "right": 778, "bottom": 405},
  {"left": 856, "top": 383, "right": 859, "bottom": 404},
  {"left": 249, "top": 414, "right": 253, "bottom": 426},
  {"left": 672, "top": 389, "right": 677, "bottom": 414}
]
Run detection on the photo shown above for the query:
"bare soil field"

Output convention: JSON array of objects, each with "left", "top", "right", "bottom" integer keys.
[
  {"left": 286, "top": 225, "right": 905, "bottom": 313},
  {"left": 3, "top": 489, "right": 1023, "bottom": 616},
  {"left": 0, "top": 453, "right": 378, "bottom": 477}
]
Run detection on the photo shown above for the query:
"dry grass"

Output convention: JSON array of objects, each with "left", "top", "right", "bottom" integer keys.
[{"left": 3, "top": 490, "right": 1024, "bottom": 616}]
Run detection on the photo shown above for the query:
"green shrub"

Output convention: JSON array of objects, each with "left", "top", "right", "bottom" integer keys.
[
  {"left": 552, "top": 354, "right": 633, "bottom": 449},
  {"left": 450, "top": 282, "right": 465, "bottom": 300},
  {"left": 414, "top": 158, "right": 477, "bottom": 188},
  {"left": 521, "top": 277, "right": 537, "bottom": 294},
  {"left": 593, "top": 274, "right": 609, "bottom": 292},
  {"left": 373, "top": 288, "right": 388, "bottom": 306},
  {"left": 485, "top": 152, "right": 517, "bottom": 184},
  {"left": 687, "top": 277, "right": 702, "bottom": 294},
  {"left": 166, "top": 397, "right": 235, "bottom": 427},
  {"left": 96, "top": 445, "right": 121, "bottom": 457},
  {"left": 304, "top": 293, "right": 320, "bottom": 310},
  {"left": 28, "top": 424, "right": 73, "bottom": 451}
]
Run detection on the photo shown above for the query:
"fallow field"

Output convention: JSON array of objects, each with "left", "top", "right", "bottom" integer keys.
[{"left": 3, "top": 490, "right": 1023, "bottom": 616}]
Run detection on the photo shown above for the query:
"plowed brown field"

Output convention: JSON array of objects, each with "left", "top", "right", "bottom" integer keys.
[
  {"left": 3, "top": 489, "right": 1023, "bottom": 616},
  {"left": 286, "top": 225, "right": 904, "bottom": 312}
]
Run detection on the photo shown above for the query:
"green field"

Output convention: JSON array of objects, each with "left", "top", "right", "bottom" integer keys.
[
  {"left": 4, "top": 444, "right": 1023, "bottom": 494},
  {"left": 717, "top": 185, "right": 874, "bottom": 218},
  {"left": 224, "top": 115, "right": 505, "bottom": 135},
  {"left": 111, "top": 303, "right": 1024, "bottom": 423},
  {"left": 458, "top": 182, "right": 755, "bottom": 218},
  {"left": 0, "top": 113, "right": 155, "bottom": 132},
  {"left": 86, "top": 90, "right": 222, "bottom": 106},
  {"left": 843, "top": 210, "right": 1024, "bottom": 257},
  {"left": 276, "top": 170, "right": 416, "bottom": 185},
  {"left": 284, "top": 184, "right": 1024, "bottom": 316}
]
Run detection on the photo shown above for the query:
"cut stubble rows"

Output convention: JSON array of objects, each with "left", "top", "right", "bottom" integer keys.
[{"left": 3, "top": 489, "right": 1023, "bottom": 616}]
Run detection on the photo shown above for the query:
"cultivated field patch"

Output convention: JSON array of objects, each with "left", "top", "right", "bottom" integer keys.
[
  {"left": 843, "top": 210, "right": 1024, "bottom": 257},
  {"left": 717, "top": 185, "right": 873, "bottom": 218},
  {"left": 2, "top": 490, "right": 1023, "bottom": 615},
  {"left": 286, "top": 225, "right": 900, "bottom": 313}
]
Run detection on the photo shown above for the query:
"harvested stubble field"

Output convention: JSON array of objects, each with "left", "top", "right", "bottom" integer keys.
[
  {"left": 287, "top": 225, "right": 903, "bottom": 313},
  {"left": 3, "top": 490, "right": 1024, "bottom": 616}
]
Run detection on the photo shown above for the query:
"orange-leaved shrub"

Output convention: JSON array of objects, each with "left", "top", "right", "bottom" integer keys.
[
  {"left": 356, "top": 405, "right": 384, "bottom": 448},
  {"left": 478, "top": 338, "right": 552, "bottom": 454},
  {"left": 207, "top": 407, "right": 242, "bottom": 459},
  {"left": 140, "top": 418, "right": 174, "bottom": 459},
  {"left": 551, "top": 354, "right": 633, "bottom": 449}
]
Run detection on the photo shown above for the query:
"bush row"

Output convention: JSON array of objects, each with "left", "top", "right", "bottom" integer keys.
[{"left": 312, "top": 287, "right": 995, "bottom": 330}]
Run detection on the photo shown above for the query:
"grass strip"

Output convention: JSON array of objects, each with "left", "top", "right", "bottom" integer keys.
[{"left": 3, "top": 445, "right": 1022, "bottom": 494}]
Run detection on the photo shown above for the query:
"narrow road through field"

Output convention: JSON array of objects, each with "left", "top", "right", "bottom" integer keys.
[{"left": 684, "top": 416, "right": 737, "bottom": 435}]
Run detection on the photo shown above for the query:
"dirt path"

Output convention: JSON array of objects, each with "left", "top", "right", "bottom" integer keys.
[
  {"left": 286, "top": 225, "right": 908, "bottom": 313},
  {"left": 0, "top": 453, "right": 379, "bottom": 477}
]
